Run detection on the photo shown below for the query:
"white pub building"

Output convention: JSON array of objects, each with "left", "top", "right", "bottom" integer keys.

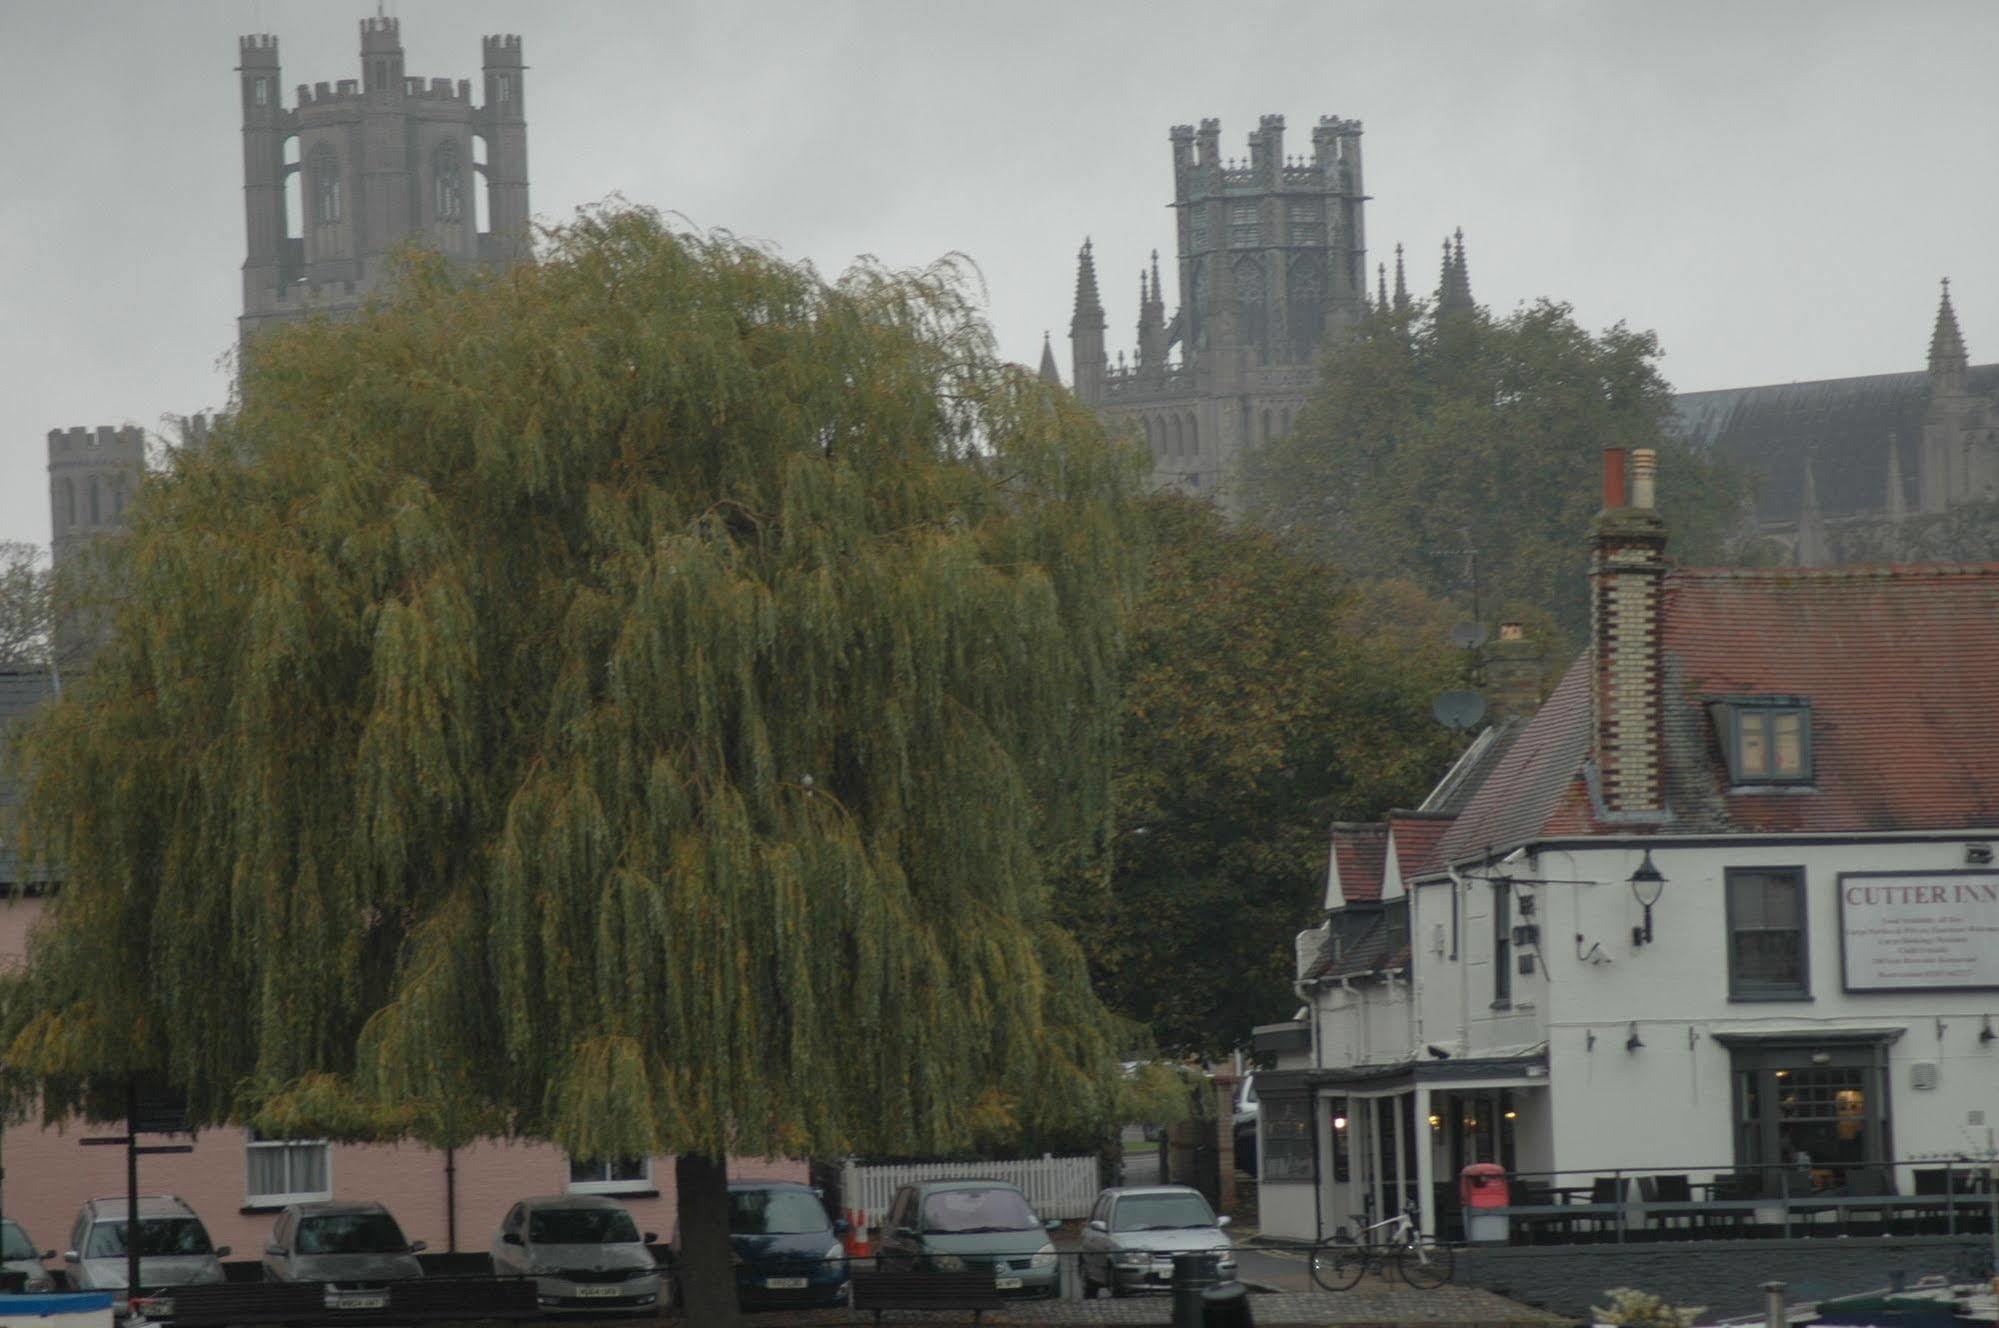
[{"left": 1252, "top": 448, "right": 1999, "bottom": 1244}]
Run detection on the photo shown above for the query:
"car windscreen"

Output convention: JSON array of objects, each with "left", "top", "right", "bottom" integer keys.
[
  {"left": 920, "top": 1188, "right": 1039, "bottom": 1234},
  {"left": 1, "top": 1222, "right": 34, "bottom": 1261},
  {"left": 296, "top": 1213, "right": 408, "bottom": 1255},
  {"left": 1113, "top": 1192, "right": 1217, "bottom": 1232},
  {"left": 87, "top": 1219, "right": 214, "bottom": 1258},
  {"left": 728, "top": 1189, "right": 830, "bottom": 1236},
  {"left": 527, "top": 1207, "right": 641, "bottom": 1245}
]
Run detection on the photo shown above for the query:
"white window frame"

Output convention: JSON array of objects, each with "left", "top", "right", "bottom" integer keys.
[
  {"left": 245, "top": 1137, "right": 333, "bottom": 1206},
  {"left": 565, "top": 1155, "right": 652, "bottom": 1196}
]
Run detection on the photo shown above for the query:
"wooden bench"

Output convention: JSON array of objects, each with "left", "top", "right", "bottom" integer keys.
[
  {"left": 161, "top": 1277, "right": 540, "bottom": 1327},
  {"left": 850, "top": 1267, "right": 1006, "bottom": 1325}
]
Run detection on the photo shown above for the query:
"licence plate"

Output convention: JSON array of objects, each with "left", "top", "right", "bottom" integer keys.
[
  {"left": 995, "top": 1277, "right": 1023, "bottom": 1290},
  {"left": 574, "top": 1285, "right": 624, "bottom": 1298},
  {"left": 330, "top": 1293, "right": 388, "bottom": 1310},
  {"left": 762, "top": 1277, "right": 807, "bottom": 1290}
]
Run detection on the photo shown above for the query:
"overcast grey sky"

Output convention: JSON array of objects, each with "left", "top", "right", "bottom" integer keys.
[{"left": 6, "top": 0, "right": 1999, "bottom": 552}]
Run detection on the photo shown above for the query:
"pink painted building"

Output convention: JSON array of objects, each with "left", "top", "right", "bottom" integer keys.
[{"left": 0, "top": 892, "right": 804, "bottom": 1261}]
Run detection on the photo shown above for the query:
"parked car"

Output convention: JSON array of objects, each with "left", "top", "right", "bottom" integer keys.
[
  {"left": 262, "top": 1200, "right": 425, "bottom": 1307},
  {"left": 492, "top": 1194, "right": 660, "bottom": 1315},
  {"left": 2, "top": 1218, "right": 55, "bottom": 1294},
  {"left": 1232, "top": 1073, "right": 1259, "bottom": 1173},
  {"left": 669, "top": 1181, "right": 849, "bottom": 1309},
  {"left": 1078, "top": 1184, "right": 1235, "bottom": 1298},
  {"left": 62, "top": 1195, "right": 229, "bottom": 1315},
  {"left": 874, "top": 1179, "right": 1059, "bottom": 1300}
]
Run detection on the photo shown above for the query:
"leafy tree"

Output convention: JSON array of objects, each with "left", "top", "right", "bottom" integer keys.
[
  {"left": 0, "top": 209, "right": 1146, "bottom": 1325},
  {"left": 1057, "top": 495, "right": 1459, "bottom": 1058},
  {"left": 1241, "top": 299, "right": 1747, "bottom": 642},
  {"left": 0, "top": 542, "right": 52, "bottom": 667}
]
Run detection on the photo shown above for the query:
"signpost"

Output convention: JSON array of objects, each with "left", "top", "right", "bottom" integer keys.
[{"left": 79, "top": 1079, "right": 193, "bottom": 1311}]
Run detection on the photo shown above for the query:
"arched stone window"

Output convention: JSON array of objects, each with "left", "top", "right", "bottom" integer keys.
[
  {"left": 311, "top": 147, "right": 342, "bottom": 224},
  {"left": 1234, "top": 256, "right": 1267, "bottom": 360},
  {"left": 88, "top": 475, "right": 102, "bottom": 525},
  {"left": 1187, "top": 415, "right": 1199, "bottom": 453},
  {"left": 1170, "top": 416, "right": 1184, "bottom": 456},
  {"left": 61, "top": 477, "right": 75, "bottom": 528},
  {"left": 434, "top": 141, "right": 464, "bottom": 222}
]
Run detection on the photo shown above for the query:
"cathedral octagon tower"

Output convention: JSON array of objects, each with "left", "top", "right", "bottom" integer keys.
[
  {"left": 1067, "top": 113, "right": 1368, "bottom": 506},
  {"left": 237, "top": 18, "right": 531, "bottom": 344}
]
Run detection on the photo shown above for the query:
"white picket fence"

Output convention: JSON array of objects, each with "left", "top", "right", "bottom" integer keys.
[{"left": 838, "top": 1154, "right": 1100, "bottom": 1226}]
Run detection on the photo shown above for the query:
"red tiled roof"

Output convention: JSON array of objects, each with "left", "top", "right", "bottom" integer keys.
[
  {"left": 1387, "top": 811, "right": 1454, "bottom": 883},
  {"left": 1661, "top": 564, "right": 1999, "bottom": 834},
  {"left": 1433, "top": 563, "right": 1999, "bottom": 864},
  {"left": 1329, "top": 822, "right": 1389, "bottom": 904}
]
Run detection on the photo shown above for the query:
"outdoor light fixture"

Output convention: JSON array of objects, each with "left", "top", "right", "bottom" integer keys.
[
  {"left": 1586, "top": 1029, "right": 1597, "bottom": 1051},
  {"left": 1981, "top": 1017, "right": 1995, "bottom": 1046},
  {"left": 1628, "top": 849, "right": 1666, "bottom": 946},
  {"left": 1428, "top": 1114, "right": 1442, "bottom": 1131},
  {"left": 1625, "top": 1022, "right": 1645, "bottom": 1053},
  {"left": 1504, "top": 1109, "right": 1518, "bottom": 1121},
  {"left": 1333, "top": 1115, "right": 1349, "bottom": 1130}
]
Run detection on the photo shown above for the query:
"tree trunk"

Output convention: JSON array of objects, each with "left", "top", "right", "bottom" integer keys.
[{"left": 675, "top": 1153, "right": 738, "bottom": 1327}]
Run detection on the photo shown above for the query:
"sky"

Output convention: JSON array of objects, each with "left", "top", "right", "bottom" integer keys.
[{"left": 7, "top": 0, "right": 1999, "bottom": 552}]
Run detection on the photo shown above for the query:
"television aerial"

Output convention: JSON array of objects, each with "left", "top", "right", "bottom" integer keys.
[{"left": 1450, "top": 622, "right": 1489, "bottom": 650}]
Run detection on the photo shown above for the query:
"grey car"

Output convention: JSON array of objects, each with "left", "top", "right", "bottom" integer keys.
[
  {"left": 1078, "top": 1185, "right": 1234, "bottom": 1298},
  {"left": 491, "top": 1195, "right": 660, "bottom": 1314},
  {"left": 3, "top": 1218, "right": 55, "bottom": 1294},
  {"left": 262, "top": 1201, "right": 425, "bottom": 1308},
  {"left": 875, "top": 1180, "right": 1060, "bottom": 1300},
  {"left": 62, "top": 1195, "right": 229, "bottom": 1315}
]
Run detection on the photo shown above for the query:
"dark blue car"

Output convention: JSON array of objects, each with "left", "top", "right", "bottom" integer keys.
[{"left": 669, "top": 1181, "right": 850, "bottom": 1310}]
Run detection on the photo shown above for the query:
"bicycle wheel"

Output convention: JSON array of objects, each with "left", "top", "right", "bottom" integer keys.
[
  {"left": 1309, "top": 1240, "right": 1369, "bottom": 1292},
  {"left": 1394, "top": 1234, "right": 1454, "bottom": 1288}
]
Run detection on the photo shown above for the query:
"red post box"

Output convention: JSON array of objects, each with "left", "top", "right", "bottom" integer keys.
[{"left": 1459, "top": 1162, "right": 1509, "bottom": 1208}]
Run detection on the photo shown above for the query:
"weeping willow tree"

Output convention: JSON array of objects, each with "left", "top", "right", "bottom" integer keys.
[{"left": 1, "top": 207, "right": 1145, "bottom": 1322}]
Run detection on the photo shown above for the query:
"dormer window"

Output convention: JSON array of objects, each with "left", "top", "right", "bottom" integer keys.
[{"left": 1713, "top": 698, "right": 1813, "bottom": 786}]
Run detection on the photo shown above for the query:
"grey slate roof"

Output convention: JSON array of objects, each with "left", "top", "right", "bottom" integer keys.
[
  {"left": 1671, "top": 365, "right": 1999, "bottom": 526},
  {"left": 0, "top": 666, "right": 58, "bottom": 886}
]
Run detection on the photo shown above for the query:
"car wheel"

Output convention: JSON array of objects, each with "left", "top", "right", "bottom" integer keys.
[{"left": 1079, "top": 1265, "right": 1097, "bottom": 1300}]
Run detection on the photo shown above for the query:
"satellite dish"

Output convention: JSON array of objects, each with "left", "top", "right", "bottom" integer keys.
[
  {"left": 1432, "top": 689, "right": 1487, "bottom": 731},
  {"left": 1451, "top": 622, "right": 1489, "bottom": 650}
]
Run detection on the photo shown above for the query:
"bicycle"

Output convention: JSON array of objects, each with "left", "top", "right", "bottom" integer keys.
[{"left": 1308, "top": 1205, "right": 1455, "bottom": 1291}]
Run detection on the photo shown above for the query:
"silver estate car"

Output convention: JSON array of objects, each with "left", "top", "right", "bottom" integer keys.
[
  {"left": 1078, "top": 1185, "right": 1234, "bottom": 1298},
  {"left": 62, "top": 1195, "right": 229, "bottom": 1315},
  {"left": 492, "top": 1195, "right": 660, "bottom": 1314},
  {"left": 262, "top": 1201, "right": 426, "bottom": 1308}
]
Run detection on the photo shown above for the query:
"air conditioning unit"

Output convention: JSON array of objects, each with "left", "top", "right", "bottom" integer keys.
[{"left": 1910, "top": 1061, "right": 1940, "bottom": 1090}]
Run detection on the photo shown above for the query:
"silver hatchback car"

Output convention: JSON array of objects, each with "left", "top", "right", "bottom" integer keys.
[
  {"left": 491, "top": 1195, "right": 660, "bottom": 1314},
  {"left": 1078, "top": 1185, "right": 1235, "bottom": 1298},
  {"left": 62, "top": 1195, "right": 229, "bottom": 1315},
  {"left": 262, "top": 1200, "right": 426, "bottom": 1308}
]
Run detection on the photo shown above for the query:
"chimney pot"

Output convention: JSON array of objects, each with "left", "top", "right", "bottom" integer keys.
[
  {"left": 1499, "top": 622, "right": 1524, "bottom": 642},
  {"left": 1602, "top": 448, "right": 1628, "bottom": 509},
  {"left": 1631, "top": 448, "right": 1658, "bottom": 510}
]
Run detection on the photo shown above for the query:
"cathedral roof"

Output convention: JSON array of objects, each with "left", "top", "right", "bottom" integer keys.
[{"left": 1671, "top": 364, "right": 1999, "bottom": 524}]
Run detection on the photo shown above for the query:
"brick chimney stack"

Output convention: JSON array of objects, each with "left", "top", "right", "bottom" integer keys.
[
  {"left": 1486, "top": 621, "right": 1545, "bottom": 722},
  {"left": 1590, "top": 447, "right": 1668, "bottom": 817}
]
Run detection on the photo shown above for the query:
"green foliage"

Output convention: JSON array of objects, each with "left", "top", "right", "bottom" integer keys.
[
  {"left": 0, "top": 208, "right": 1148, "bottom": 1163},
  {"left": 1241, "top": 299, "right": 1748, "bottom": 643},
  {"left": 0, "top": 541, "right": 51, "bottom": 666},
  {"left": 1057, "top": 495, "right": 1459, "bottom": 1058},
  {"left": 1591, "top": 1287, "right": 1705, "bottom": 1328}
]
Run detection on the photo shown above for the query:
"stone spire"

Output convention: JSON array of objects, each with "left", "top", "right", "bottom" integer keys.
[
  {"left": 1377, "top": 262, "right": 1389, "bottom": 311},
  {"left": 1795, "top": 461, "right": 1830, "bottom": 567},
  {"left": 1929, "top": 277, "right": 1967, "bottom": 394},
  {"left": 1069, "top": 238, "right": 1107, "bottom": 404},
  {"left": 1392, "top": 243, "right": 1409, "bottom": 311},
  {"left": 1137, "top": 249, "right": 1167, "bottom": 379},
  {"left": 1038, "top": 332, "right": 1061, "bottom": 385},
  {"left": 1438, "top": 229, "right": 1474, "bottom": 313}
]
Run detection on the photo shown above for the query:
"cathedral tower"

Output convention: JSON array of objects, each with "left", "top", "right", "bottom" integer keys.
[
  {"left": 237, "top": 19, "right": 532, "bottom": 344},
  {"left": 1066, "top": 113, "right": 1368, "bottom": 505}
]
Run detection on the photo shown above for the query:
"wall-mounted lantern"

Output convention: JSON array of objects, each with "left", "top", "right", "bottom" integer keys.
[{"left": 1629, "top": 850, "right": 1666, "bottom": 946}]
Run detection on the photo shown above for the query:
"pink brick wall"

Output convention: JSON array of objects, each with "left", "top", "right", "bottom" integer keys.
[{"left": 0, "top": 897, "right": 803, "bottom": 1259}]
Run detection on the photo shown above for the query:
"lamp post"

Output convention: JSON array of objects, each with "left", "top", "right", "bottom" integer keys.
[{"left": 1629, "top": 850, "right": 1665, "bottom": 947}]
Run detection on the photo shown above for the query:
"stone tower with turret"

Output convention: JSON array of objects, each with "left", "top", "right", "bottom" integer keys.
[
  {"left": 238, "top": 17, "right": 531, "bottom": 344},
  {"left": 1066, "top": 113, "right": 1368, "bottom": 504}
]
